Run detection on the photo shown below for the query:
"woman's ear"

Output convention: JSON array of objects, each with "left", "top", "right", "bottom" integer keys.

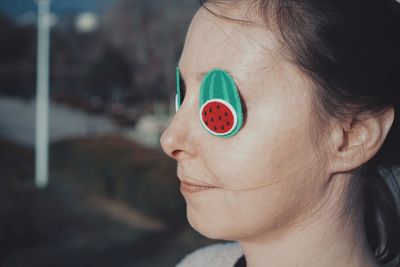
[{"left": 328, "top": 107, "right": 395, "bottom": 173}]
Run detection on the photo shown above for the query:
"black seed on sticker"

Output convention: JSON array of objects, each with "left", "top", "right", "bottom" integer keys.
[
  {"left": 214, "top": 126, "right": 217, "bottom": 131},
  {"left": 205, "top": 121, "right": 208, "bottom": 125},
  {"left": 209, "top": 108, "right": 212, "bottom": 112},
  {"left": 225, "top": 112, "right": 228, "bottom": 117},
  {"left": 217, "top": 105, "right": 220, "bottom": 109},
  {"left": 227, "top": 121, "right": 230, "bottom": 126},
  {"left": 222, "top": 126, "right": 225, "bottom": 130},
  {"left": 218, "top": 116, "right": 222, "bottom": 120},
  {"left": 204, "top": 111, "right": 207, "bottom": 116},
  {"left": 211, "top": 118, "right": 214, "bottom": 122}
]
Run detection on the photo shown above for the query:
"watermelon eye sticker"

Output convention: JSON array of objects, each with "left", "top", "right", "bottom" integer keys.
[
  {"left": 199, "top": 69, "right": 243, "bottom": 138},
  {"left": 175, "top": 66, "right": 185, "bottom": 112}
]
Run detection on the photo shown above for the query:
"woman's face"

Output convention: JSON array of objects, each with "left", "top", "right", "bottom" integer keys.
[{"left": 161, "top": 6, "right": 332, "bottom": 242}]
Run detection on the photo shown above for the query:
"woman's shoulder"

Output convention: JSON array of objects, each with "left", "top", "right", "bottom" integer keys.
[{"left": 176, "top": 242, "right": 243, "bottom": 267}]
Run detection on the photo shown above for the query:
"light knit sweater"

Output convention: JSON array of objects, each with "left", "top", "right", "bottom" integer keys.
[{"left": 176, "top": 242, "right": 244, "bottom": 267}]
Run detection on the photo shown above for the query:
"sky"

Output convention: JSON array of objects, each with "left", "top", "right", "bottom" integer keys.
[{"left": 0, "top": 0, "right": 115, "bottom": 18}]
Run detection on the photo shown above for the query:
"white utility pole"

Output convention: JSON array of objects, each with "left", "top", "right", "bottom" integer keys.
[{"left": 35, "top": 0, "right": 51, "bottom": 189}]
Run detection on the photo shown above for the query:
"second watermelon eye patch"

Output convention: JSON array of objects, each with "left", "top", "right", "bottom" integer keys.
[
  {"left": 175, "top": 66, "right": 184, "bottom": 112},
  {"left": 199, "top": 68, "right": 243, "bottom": 138}
]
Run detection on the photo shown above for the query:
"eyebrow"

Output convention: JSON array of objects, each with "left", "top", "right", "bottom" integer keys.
[
  {"left": 198, "top": 72, "right": 207, "bottom": 81},
  {"left": 179, "top": 67, "right": 239, "bottom": 85},
  {"left": 177, "top": 69, "right": 206, "bottom": 88}
]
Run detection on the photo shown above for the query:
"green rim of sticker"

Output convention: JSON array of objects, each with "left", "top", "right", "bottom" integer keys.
[
  {"left": 199, "top": 68, "right": 243, "bottom": 138},
  {"left": 175, "top": 66, "right": 181, "bottom": 112}
]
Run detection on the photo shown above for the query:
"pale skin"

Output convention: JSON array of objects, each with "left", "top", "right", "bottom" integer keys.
[{"left": 160, "top": 4, "right": 394, "bottom": 267}]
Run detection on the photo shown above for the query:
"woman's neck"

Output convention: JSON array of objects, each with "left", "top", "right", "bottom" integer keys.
[{"left": 238, "top": 178, "right": 380, "bottom": 267}]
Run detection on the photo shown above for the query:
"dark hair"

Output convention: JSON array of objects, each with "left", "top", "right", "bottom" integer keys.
[{"left": 199, "top": 0, "right": 400, "bottom": 265}]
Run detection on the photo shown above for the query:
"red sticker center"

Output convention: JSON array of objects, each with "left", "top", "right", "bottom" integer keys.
[{"left": 201, "top": 100, "right": 236, "bottom": 135}]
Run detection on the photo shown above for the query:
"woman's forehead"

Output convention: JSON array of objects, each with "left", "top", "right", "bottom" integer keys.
[{"left": 179, "top": 6, "right": 281, "bottom": 77}]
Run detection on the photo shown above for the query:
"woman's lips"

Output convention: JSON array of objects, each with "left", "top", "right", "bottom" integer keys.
[
  {"left": 180, "top": 180, "right": 217, "bottom": 193},
  {"left": 177, "top": 173, "right": 218, "bottom": 194}
]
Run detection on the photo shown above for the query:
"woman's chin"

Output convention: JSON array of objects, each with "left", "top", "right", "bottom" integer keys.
[
  {"left": 186, "top": 209, "right": 243, "bottom": 241},
  {"left": 190, "top": 222, "right": 236, "bottom": 241}
]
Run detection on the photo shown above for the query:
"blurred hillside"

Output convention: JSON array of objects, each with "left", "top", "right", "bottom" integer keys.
[{"left": 0, "top": 0, "right": 197, "bottom": 111}]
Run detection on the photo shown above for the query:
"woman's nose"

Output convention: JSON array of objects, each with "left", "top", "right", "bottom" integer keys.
[{"left": 160, "top": 104, "right": 198, "bottom": 160}]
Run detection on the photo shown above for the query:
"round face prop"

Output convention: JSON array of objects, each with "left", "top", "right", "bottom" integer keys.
[
  {"left": 200, "top": 99, "right": 237, "bottom": 136},
  {"left": 175, "top": 67, "right": 243, "bottom": 137},
  {"left": 199, "top": 69, "right": 243, "bottom": 138},
  {"left": 175, "top": 66, "right": 183, "bottom": 112}
]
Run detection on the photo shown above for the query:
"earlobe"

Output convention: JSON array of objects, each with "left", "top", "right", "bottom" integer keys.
[{"left": 329, "top": 107, "right": 395, "bottom": 173}]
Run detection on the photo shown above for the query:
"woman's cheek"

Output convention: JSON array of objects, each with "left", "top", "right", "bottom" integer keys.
[
  {"left": 186, "top": 178, "right": 307, "bottom": 241},
  {"left": 200, "top": 127, "right": 303, "bottom": 190}
]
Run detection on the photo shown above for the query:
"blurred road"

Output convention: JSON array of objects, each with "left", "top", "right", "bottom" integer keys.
[
  {"left": 0, "top": 97, "right": 171, "bottom": 149},
  {"left": 0, "top": 97, "right": 119, "bottom": 146}
]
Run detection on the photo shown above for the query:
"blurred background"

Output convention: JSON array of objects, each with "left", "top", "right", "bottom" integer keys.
[{"left": 0, "top": 0, "right": 217, "bottom": 266}]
